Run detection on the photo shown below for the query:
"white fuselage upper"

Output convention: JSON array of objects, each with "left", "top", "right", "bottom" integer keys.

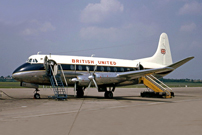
[{"left": 28, "top": 54, "right": 165, "bottom": 69}]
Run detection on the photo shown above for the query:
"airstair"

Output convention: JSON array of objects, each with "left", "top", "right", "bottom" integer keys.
[
  {"left": 141, "top": 74, "right": 174, "bottom": 98},
  {"left": 48, "top": 64, "right": 68, "bottom": 100}
]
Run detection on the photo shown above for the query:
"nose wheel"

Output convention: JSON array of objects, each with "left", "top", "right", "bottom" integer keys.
[{"left": 34, "top": 88, "right": 41, "bottom": 99}]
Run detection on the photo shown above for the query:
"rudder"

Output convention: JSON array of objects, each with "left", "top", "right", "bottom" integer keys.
[{"left": 150, "top": 33, "right": 173, "bottom": 66}]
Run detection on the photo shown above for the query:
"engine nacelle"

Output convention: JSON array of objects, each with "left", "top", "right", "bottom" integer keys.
[
  {"left": 94, "top": 73, "right": 125, "bottom": 85},
  {"left": 21, "top": 82, "right": 39, "bottom": 88},
  {"left": 77, "top": 75, "right": 91, "bottom": 86},
  {"left": 76, "top": 72, "right": 126, "bottom": 86}
]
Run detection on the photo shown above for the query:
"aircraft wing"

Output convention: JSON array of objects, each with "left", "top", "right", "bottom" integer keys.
[{"left": 117, "top": 67, "right": 174, "bottom": 79}]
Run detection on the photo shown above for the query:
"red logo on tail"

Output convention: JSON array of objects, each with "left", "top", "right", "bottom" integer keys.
[{"left": 161, "top": 49, "right": 166, "bottom": 54}]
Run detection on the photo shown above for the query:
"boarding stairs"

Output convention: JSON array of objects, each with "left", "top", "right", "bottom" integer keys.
[
  {"left": 48, "top": 64, "right": 68, "bottom": 100},
  {"left": 141, "top": 74, "right": 174, "bottom": 98}
]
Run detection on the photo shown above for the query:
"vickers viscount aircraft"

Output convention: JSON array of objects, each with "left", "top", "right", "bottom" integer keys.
[{"left": 12, "top": 33, "right": 194, "bottom": 99}]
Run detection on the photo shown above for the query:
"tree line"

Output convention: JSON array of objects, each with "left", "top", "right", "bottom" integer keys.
[
  {"left": 159, "top": 78, "right": 202, "bottom": 83},
  {"left": 0, "top": 76, "right": 16, "bottom": 82},
  {"left": 0, "top": 75, "right": 201, "bottom": 83}
]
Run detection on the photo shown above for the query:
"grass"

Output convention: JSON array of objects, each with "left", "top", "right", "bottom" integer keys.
[
  {"left": 0, "top": 82, "right": 202, "bottom": 88},
  {"left": 0, "top": 82, "right": 21, "bottom": 88}
]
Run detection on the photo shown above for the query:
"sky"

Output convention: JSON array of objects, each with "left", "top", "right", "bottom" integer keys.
[{"left": 0, "top": 0, "right": 201, "bottom": 79}]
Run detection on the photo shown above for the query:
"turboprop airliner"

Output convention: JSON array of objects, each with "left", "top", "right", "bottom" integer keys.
[{"left": 12, "top": 33, "right": 194, "bottom": 99}]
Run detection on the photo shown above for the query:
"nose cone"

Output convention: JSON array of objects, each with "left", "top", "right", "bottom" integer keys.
[
  {"left": 12, "top": 71, "right": 19, "bottom": 82},
  {"left": 12, "top": 73, "right": 16, "bottom": 79},
  {"left": 12, "top": 63, "right": 29, "bottom": 81},
  {"left": 12, "top": 62, "right": 45, "bottom": 82},
  {"left": 12, "top": 73, "right": 21, "bottom": 81},
  {"left": 13, "top": 63, "right": 28, "bottom": 74}
]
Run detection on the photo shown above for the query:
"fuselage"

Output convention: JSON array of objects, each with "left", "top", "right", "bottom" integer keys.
[
  {"left": 12, "top": 33, "right": 178, "bottom": 87},
  {"left": 12, "top": 54, "right": 166, "bottom": 87}
]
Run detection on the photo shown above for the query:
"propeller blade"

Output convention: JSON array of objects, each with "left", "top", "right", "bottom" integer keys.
[
  {"left": 86, "top": 64, "right": 98, "bottom": 90},
  {"left": 86, "top": 66, "right": 91, "bottom": 74},
  {"left": 74, "top": 83, "right": 76, "bottom": 97},
  {"left": 74, "top": 64, "right": 77, "bottom": 97},
  {"left": 87, "top": 81, "right": 92, "bottom": 90},
  {"left": 92, "top": 79, "right": 98, "bottom": 90},
  {"left": 93, "top": 64, "right": 97, "bottom": 73}
]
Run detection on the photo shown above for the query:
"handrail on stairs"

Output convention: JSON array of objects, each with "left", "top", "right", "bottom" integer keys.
[
  {"left": 50, "top": 65, "right": 58, "bottom": 86},
  {"left": 145, "top": 75, "right": 166, "bottom": 91},
  {"left": 149, "top": 75, "right": 172, "bottom": 92},
  {"left": 58, "top": 64, "right": 68, "bottom": 86},
  {"left": 145, "top": 75, "right": 172, "bottom": 96}
]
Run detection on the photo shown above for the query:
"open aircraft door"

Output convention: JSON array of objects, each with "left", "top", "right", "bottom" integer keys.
[{"left": 43, "top": 56, "right": 58, "bottom": 76}]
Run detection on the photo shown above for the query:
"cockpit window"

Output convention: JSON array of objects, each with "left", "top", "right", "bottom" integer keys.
[
  {"left": 28, "top": 58, "right": 38, "bottom": 63},
  {"left": 29, "top": 58, "right": 32, "bottom": 63}
]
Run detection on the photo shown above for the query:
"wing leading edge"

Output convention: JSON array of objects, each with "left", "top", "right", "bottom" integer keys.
[
  {"left": 117, "top": 67, "right": 174, "bottom": 79},
  {"left": 117, "top": 56, "right": 194, "bottom": 80},
  {"left": 168, "top": 56, "right": 194, "bottom": 69}
]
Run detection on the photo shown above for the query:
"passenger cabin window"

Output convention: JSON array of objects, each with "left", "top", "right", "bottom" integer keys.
[
  {"left": 114, "top": 67, "right": 117, "bottom": 72},
  {"left": 70, "top": 65, "right": 75, "bottom": 70},
  {"left": 107, "top": 67, "right": 111, "bottom": 72},
  {"left": 101, "top": 66, "right": 104, "bottom": 72},
  {"left": 78, "top": 65, "right": 82, "bottom": 71},
  {"left": 121, "top": 67, "right": 124, "bottom": 72}
]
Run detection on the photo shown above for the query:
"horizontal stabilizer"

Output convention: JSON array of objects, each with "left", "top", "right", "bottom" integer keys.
[{"left": 168, "top": 56, "right": 194, "bottom": 69}]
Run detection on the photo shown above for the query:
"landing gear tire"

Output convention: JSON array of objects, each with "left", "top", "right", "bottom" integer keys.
[
  {"left": 141, "top": 92, "right": 145, "bottom": 97},
  {"left": 104, "top": 91, "right": 113, "bottom": 99},
  {"left": 170, "top": 92, "right": 175, "bottom": 97},
  {"left": 77, "top": 90, "right": 84, "bottom": 98},
  {"left": 34, "top": 93, "right": 41, "bottom": 99}
]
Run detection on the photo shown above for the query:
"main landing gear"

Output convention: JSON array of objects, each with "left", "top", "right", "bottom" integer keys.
[
  {"left": 104, "top": 91, "right": 113, "bottom": 99},
  {"left": 76, "top": 87, "right": 84, "bottom": 98},
  {"left": 104, "top": 87, "right": 115, "bottom": 99},
  {"left": 34, "top": 88, "right": 41, "bottom": 99},
  {"left": 75, "top": 86, "right": 116, "bottom": 99}
]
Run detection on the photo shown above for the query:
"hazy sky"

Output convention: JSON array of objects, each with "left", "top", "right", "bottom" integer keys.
[{"left": 0, "top": 0, "right": 201, "bottom": 79}]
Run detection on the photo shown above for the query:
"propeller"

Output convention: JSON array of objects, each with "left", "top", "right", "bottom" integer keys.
[
  {"left": 74, "top": 64, "right": 77, "bottom": 97},
  {"left": 86, "top": 65, "right": 98, "bottom": 90},
  {"left": 71, "top": 64, "right": 98, "bottom": 97},
  {"left": 70, "top": 65, "right": 77, "bottom": 97},
  {"left": 71, "top": 78, "right": 77, "bottom": 97}
]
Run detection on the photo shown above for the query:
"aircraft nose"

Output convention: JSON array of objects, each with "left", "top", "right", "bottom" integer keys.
[
  {"left": 12, "top": 72, "right": 22, "bottom": 81},
  {"left": 12, "top": 63, "right": 28, "bottom": 81},
  {"left": 12, "top": 74, "right": 16, "bottom": 79}
]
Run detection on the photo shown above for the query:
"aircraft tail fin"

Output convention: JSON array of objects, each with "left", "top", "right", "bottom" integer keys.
[{"left": 149, "top": 33, "right": 173, "bottom": 66}]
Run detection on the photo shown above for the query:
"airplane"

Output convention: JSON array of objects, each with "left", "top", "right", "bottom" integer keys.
[{"left": 12, "top": 33, "right": 194, "bottom": 99}]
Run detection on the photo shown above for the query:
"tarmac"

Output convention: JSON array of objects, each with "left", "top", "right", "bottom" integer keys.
[{"left": 0, "top": 87, "right": 202, "bottom": 135}]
